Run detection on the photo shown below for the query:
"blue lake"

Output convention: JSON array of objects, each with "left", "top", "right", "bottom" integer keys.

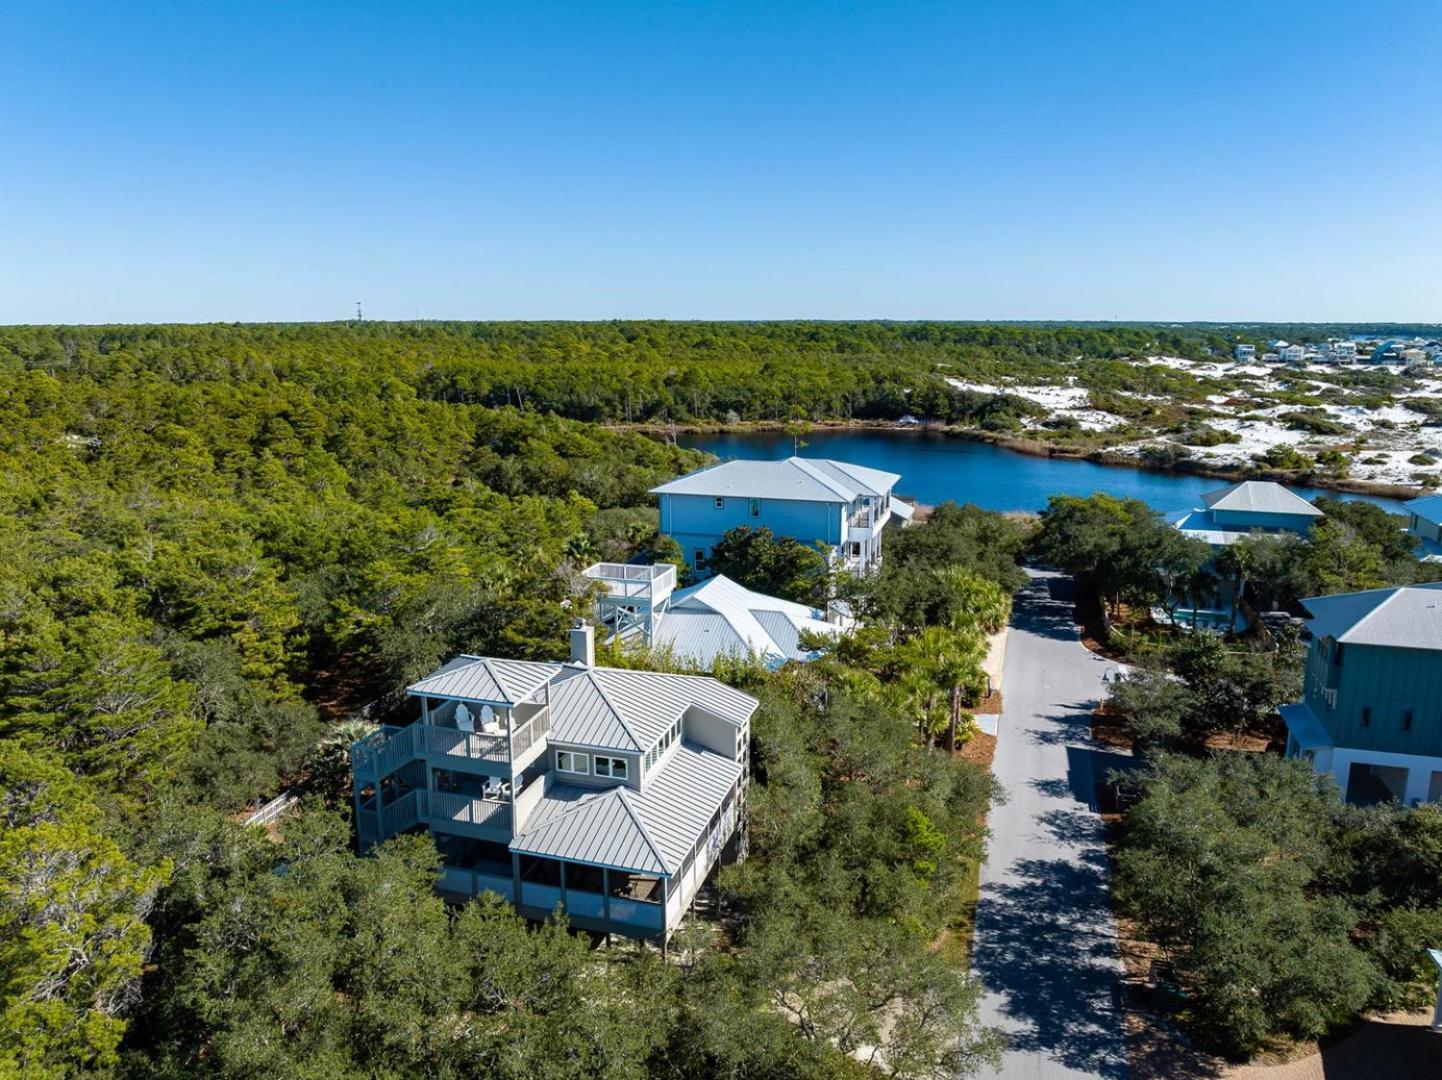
[{"left": 676, "top": 429, "right": 1407, "bottom": 517}]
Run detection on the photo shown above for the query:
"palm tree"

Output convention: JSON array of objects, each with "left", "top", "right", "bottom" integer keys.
[{"left": 893, "top": 625, "right": 987, "bottom": 751}]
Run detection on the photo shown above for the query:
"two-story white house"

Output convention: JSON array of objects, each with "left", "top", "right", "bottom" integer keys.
[
  {"left": 1234, "top": 343, "right": 1256, "bottom": 362},
  {"left": 350, "top": 623, "right": 756, "bottom": 945},
  {"left": 650, "top": 456, "right": 915, "bottom": 574}
]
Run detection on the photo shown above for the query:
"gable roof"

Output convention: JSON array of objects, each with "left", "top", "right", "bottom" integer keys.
[
  {"left": 407, "top": 656, "right": 562, "bottom": 705},
  {"left": 1405, "top": 494, "right": 1442, "bottom": 524},
  {"left": 1201, "top": 481, "right": 1322, "bottom": 517},
  {"left": 1301, "top": 581, "right": 1442, "bottom": 650},
  {"left": 659, "top": 574, "right": 838, "bottom": 667},
  {"left": 650, "top": 456, "right": 899, "bottom": 503},
  {"left": 512, "top": 743, "right": 742, "bottom": 875}
]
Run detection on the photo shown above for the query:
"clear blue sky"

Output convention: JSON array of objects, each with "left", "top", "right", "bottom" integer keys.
[{"left": 2, "top": 1, "right": 1439, "bottom": 323}]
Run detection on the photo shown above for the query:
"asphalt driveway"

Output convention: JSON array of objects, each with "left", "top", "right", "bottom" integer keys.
[{"left": 970, "top": 569, "right": 1131, "bottom": 1080}]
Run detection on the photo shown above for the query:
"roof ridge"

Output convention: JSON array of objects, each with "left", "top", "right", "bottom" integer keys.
[
  {"left": 584, "top": 670, "right": 644, "bottom": 752},
  {"left": 788, "top": 456, "right": 856, "bottom": 500},
  {"left": 614, "top": 787, "right": 673, "bottom": 875}
]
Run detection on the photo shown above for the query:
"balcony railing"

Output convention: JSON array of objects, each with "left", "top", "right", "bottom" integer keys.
[
  {"left": 352, "top": 724, "right": 419, "bottom": 779},
  {"left": 427, "top": 790, "right": 512, "bottom": 836},
  {"left": 422, "top": 724, "right": 508, "bottom": 763},
  {"left": 419, "top": 707, "right": 551, "bottom": 766}
]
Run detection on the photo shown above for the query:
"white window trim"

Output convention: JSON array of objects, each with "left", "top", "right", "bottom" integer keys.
[
  {"left": 595, "top": 756, "right": 628, "bottom": 779},
  {"left": 714, "top": 496, "right": 725, "bottom": 509},
  {"left": 557, "top": 750, "right": 590, "bottom": 775}
]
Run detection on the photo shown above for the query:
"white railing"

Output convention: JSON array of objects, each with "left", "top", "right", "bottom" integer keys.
[
  {"left": 422, "top": 724, "right": 509, "bottom": 763},
  {"left": 379, "top": 789, "right": 426, "bottom": 836},
  {"left": 353, "top": 724, "right": 419, "bottom": 777},
  {"left": 427, "top": 790, "right": 511, "bottom": 834},
  {"left": 243, "top": 790, "right": 298, "bottom": 828},
  {"left": 511, "top": 708, "right": 550, "bottom": 757},
  {"left": 582, "top": 562, "right": 676, "bottom": 600}
]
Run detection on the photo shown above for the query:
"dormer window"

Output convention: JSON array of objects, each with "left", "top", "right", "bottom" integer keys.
[
  {"left": 595, "top": 756, "right": 628, "bottom": 779},
  {"left": 557, "top": 750, "right": 590, "bottom": 775}
]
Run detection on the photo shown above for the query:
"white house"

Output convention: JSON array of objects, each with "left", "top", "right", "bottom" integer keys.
[
  {"left": 351, "top": 624, "right": 757, "bottom": 945},
  {"left": 583, "top": 563, "right": 842, "bottom": 669},
  {"left": 1234, "top": 344, "right": 1256, "bottom": 362}
]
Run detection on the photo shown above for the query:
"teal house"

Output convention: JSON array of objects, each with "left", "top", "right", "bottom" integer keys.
[
  {"left": 1281, "top": 582, "right": 1442, "bottom": 805},
  {"left": 1172, "top": 480, "right": 1322, "bottom": 547},
  {"left": 650, "top": 456, "right": 914, "bottom": 574}
]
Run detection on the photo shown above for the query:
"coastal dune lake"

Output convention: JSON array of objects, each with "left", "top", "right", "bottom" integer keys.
[{"left": 677, "top": 429, "right": 1407, "bottom": 517}]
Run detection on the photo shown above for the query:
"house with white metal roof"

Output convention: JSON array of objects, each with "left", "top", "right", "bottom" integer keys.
[
  {"left": 1282, "top": 582, "right": 1442, "bottom": 805},
  {"left": 351, "top": 623, "right": 756, "bottom": 944},
  {"left": 1172, "top": 480, "right": 1323, "bottom": 547},
  {"left": 650, "top": 456, "right": 914, "bottom": 574},
  {"left": 584, "top": 563, "right": 841, "bottom": 669}
]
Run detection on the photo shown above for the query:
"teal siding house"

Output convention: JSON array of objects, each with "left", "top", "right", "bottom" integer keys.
[
  {"left": 650, "top": 456, "right": 914, "bottom": 574},
  {"left": 1281, "top": 582, "right": 1442, "bottom": 805},
  {"left": 350, "top": 623, "right": 756, "bottom": 945},
  {"left": 1172, "top": 480, "right": 1322, "bottom": 547},
  {"left": 1404, "top": 493, "right": 1442, "bottom": 560}
]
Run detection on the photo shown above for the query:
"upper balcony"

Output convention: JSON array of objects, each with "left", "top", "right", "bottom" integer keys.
[
  {"left": 583, "top": 561, "right": 676, "bottom": 606},
  {"left": 420, "top": 700, "right": 551, "bottom": 773}
]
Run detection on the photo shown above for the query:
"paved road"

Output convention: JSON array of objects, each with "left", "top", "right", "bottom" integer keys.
[{"left": 970, "top": 570, "right": 1131, "bottom": 1080}]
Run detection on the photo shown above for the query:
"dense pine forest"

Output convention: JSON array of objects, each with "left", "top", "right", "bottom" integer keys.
[{"left": 0, "top": 320, "right": 1428, "bottom": 1077}]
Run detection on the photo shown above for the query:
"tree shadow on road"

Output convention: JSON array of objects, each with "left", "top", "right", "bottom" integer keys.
[{"left": 972, "top": 853, "right": 1130, "bottom": 1079}]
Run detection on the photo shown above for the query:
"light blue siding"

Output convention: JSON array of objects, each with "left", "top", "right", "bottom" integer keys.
[
  {"left": 658, "top": 493, "right": 842, "bottom": 567},
  {"left": 1210, "top": 508, "right": 1317, "bottom": 533}
]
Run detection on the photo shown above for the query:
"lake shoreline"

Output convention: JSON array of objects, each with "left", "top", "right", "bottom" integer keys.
[{"left": 623, "top": 419, "right": 1425, "bottom": 502}]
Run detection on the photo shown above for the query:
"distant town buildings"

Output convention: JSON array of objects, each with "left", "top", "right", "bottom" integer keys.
[{"left": 1232, "top": 336, "right": 1441, "bottom": 368}]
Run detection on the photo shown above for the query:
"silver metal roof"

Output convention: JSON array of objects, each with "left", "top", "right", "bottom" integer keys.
[
  {"left": 1201, "top": 481, "right": 1322, "bottom": 517},
  {"left": 650, "top": 456, "right": 900, "bottom": 503},
  {"left": 409, "top": 653, "right": 759, "bottom": 754},
  {"left": 1302, "top": 581, "right": 1442, "bottom": 650},
  {"left": 407, "top": 656, "right": 561, "bottom": 705},
  {"left": 656, "top": 574, "right": 837, "bottom": 668},
  {"left": 511, "top": 743, "right": 741, "bottom": 875}
]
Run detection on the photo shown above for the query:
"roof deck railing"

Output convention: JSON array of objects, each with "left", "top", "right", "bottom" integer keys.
[{"left": 583, "top": 561, "right": 676, "bottom": 601}]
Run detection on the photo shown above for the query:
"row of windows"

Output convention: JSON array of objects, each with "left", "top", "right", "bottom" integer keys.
[
  {"left": 556, "top": 750, "right": 628, "bottom": 779},
  {"left": 712, "top": 497, "right": 761, "bottom": 517},
  {"left": 645, "top": 717, "right": 684, "bottom": 770}
]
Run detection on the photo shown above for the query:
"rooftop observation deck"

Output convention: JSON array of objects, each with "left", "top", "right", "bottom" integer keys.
[{"left": 583, "top": 562, "right": 676, "bottom": 604}]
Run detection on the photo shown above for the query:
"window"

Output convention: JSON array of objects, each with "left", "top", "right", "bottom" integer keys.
[
  {"left": 595, "top": 756, "right": 628, "bottom": 779},
  {"left": 1404, "top": 710, "right": 1414, "bottom": 732},
  {"left": 714, "top": 497, "right": 725, "bottom": 510},
  {"left": 1361, "top": 707, "right": 1371, "bottom": 728},
  {"left": 749, "top": 498, "right": 760, "bottom": 517},
  {"left": 1332, "top": 642, "right": 1343, "bottom": 668},
  {"left": 694, "top": 549, "right": 704, "bottom": 566},
  {"left": 557, "top": 750, "right": 590, "bottom": 775}
]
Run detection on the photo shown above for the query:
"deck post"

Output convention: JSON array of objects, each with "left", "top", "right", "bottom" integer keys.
[
  {"left": 512, "top": 852, "right": 522, "bottom": 910},
  {"left": 602, "top": 868, "right": 611, "bottom": 934}
]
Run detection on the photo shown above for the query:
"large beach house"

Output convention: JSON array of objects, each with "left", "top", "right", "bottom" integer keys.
[
  {"left": 1173, "top": 480, "right": 1323, "bottom": 547},
  {"left": 350, "top": 623, "right": 757, "bottom": 944},
  {"left": 651, "top": 456, "right": 914, "bottom": 574},
  {"left": 1281, "top": 582, "right": 1442, "bottom": 805}
]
